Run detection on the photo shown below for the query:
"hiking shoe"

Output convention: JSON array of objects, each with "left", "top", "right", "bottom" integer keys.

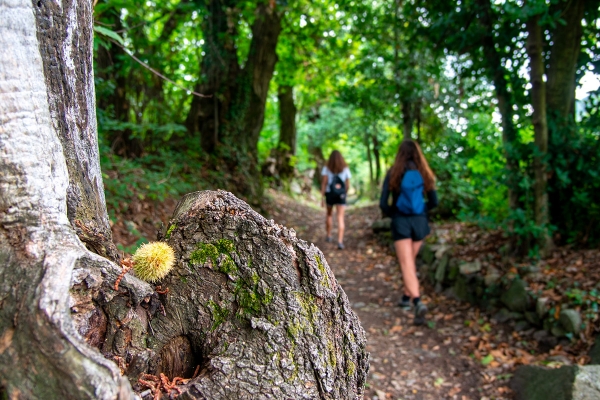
[
  {"left": 337, "top": 242, "right": 345, "bottom": 250},
  {"left": 326, "top": 236, "right": 333, "bottom": 243},
  {"left": 413, "top": 302, "right": 428, "bottom": 326},
  {"left": 398, "top": 299, "right": 411, "bottom": 310}
]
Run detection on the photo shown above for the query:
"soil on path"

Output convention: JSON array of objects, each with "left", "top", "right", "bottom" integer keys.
[{"left": 266, "top": 193, "right": 514, "bottom": 400}]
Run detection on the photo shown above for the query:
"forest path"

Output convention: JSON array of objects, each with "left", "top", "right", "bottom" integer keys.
[{"left": 266, "top": 191, "right": 512, "bottom": 400}]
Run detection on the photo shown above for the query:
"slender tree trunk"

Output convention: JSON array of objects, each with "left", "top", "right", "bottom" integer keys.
[
  {"left": 477, "top": 0, "right": 520, "bottom": 213},
  {"left": 526, "top": 13, "right": 552, "bottom": 254},
  {"left": 365, "top": 132, "right": 374, "bottom": 185},
  {"left": 401, "top": 101, "right": 413, "bottom": 140},
  {"left": 372, "top": 134, "right": 381, "bottom": 184},
  {"left": 275, "top": 85, "right": 297, "bottom": 180}
]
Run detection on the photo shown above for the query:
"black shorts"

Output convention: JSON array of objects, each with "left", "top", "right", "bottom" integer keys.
[
  {"left": 325, "top": 192, "right": 346, "bottom": 206},
  {"left": 391, "top": 215, "right": 430, "bottom": 241}
]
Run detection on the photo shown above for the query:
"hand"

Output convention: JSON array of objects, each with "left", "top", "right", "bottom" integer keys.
[{"left": 321, "top": 197, "right": 325, "bottom": 208}]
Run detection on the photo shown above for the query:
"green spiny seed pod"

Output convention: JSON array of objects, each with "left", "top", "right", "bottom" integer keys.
[{"left": 132, "top": 242, "right": 175, "bottom": 282}]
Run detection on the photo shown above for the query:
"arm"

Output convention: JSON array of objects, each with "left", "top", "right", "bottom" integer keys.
[
  {"left": 320, "top": 175, "right": 328, "bottom": 207},
  {"left": 345, "top": 179, "right": 350, "bottom": 193},
  {"left": 426, "top": 189, "right": 439, "bottom": 213},
  {"left": 379, "top": 174, "right": 392, "bottom": 217}
]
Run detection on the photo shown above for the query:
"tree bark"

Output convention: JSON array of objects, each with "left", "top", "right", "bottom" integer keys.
[
  {"left": 0, "top": 0, "right": 140, "bottom": 397},
  {"left": 401, "top": 101, "right": 413, "bottom": 140},
  {"left": 186, "top": 1, "right": 282, "bottom": 200},
  {"left": 274, "top": 84, "right": 297, "bottom": 180},
  {"left": 372, "top": 134, "right": 381, "bottom": 184},
  {"left": 526, "top": 13, "right": 552, "bottom": 254},
  {"left": 546, "top": 0, "right": 585, "bottom": 118},
  {"left": 476, "top": 0, "right": 520, "bottom": 213},
  {"left": 140, "top": 191, "right": 369, "bottom": 398},
  {"left": 32, "top": 0, "right": 120, "bottom": 262}
]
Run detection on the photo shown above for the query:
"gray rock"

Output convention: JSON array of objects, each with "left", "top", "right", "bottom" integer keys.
[
  {"left": 515, "top": 320, "right": 531, "bottom": 332},
  {"left": 533, "top": 330, "right": 549, "bottom": 342},
  {"left": 552, "top": 325, "right": 567, "bottom": 338},
  {"left": 537, "top": 297, "right": 550, "bottom": 318},
  {"left": 420, "top": 244, "right": 435, "bottom": 265},
  {"left": 484, "top": 267, "right": 501, "bottom": 286},
  {"left": 573, "top": 365, "right": 600, "bottom": 399},
  {"left": 459, "top": 260, "right": 482, "bottom": 275},
  {"left": 525, "top": 311, "right": 541, "bottom": 326},
  {"left": 501, "top": 279, "right": 530, "bottom": 312},
  {"left": 511, "top": 365, "right": 576, "bottom": 400},
  {"left": 435, "top": 245, "right": 451, "bottom": 260},
  {"left": 492, "top": 308, "right": 523, "bottom": 323},
  {"left": 435, "top": 255, "right": 449, "bottom": 283},
  {"left": 371, "top": 218, "right": 391, "bottom": 233},
  {"left": 560, "top": 309, "right": 582, "bottom": 335},
  {"left": 512, "top": 365, "right": 600, "bottom": 400}
]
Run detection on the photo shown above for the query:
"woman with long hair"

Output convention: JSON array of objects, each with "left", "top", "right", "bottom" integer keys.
[
  {"left": 380, "top": 140, "right": 438, "bottom": 325},
  {"left": 321, "top": 150, "right": 351, "bottom": 249}
]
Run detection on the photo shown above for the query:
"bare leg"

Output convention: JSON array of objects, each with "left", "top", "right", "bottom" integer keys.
[
  {"left": 395, "top": 239, "right": 420, "bottom": 299},
  {"left": 412, "top": 240, "right": 422, "bottom": 263},
  {"left": 326, "top": 206, "right": 333, "bottom": 238},
  {"left": 336, "top": 205, "right": 345, "bottom": 244}
]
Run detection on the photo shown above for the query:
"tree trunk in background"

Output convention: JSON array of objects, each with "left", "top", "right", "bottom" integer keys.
[
  {"left": 546, "top": 0, "right": 585, "bottom": 118},
  {"left": 186, "top": 1, "right": 282, "bottom": 200},
  {"left": 545, "top": 0, "right": 585, "bottom": 240},
  {"left": 401, "top": 101, "right": 413, "bottom": 140},
  {"left": 310, "top": 145, "right": 326, "bottom": 188},
  {"left": 0, "top": 0, "right": 138, "bottom": 397},
  {"left": 95, "top": 16, "right": 143, "bottom": 159},
  {"left": 526, "top": 14, "right": 552, "bottom": 255},
  {"left": 372, "top": 134, "right": 382, "bottom": 184},
  {"left": 275, "top": 85, "right": 297, "bottom": 180},
  {"left": 365, "top": 133, "right": 374, "bottom": 184},
  {"left": 477, "top": 0, "right": 520, "bottom": 214}
]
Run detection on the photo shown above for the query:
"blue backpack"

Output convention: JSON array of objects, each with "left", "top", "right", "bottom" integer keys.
[{"left": 396, "top": 170, "right": 425, "bottom": 214}]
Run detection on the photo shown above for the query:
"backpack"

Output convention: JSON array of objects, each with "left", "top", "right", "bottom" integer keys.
[
  {"left": 396, "top": 169, "right": 425, "bottom": 214},
  {"left": 329, "top": 173, "right": 346, "bottom": 198}
]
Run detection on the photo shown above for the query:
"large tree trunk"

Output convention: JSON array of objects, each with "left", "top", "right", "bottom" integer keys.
[
  {"left": 0, "top": 0, "right": 139, "bottom": 397},
  {"left": 1, "top": 3, "right": 368, "bottom": 398},
  {"left": 186, "top": 1, "right": 282, "bottom": 200},
  {"left": 125, "top": 191, "right": 369, "bottom": 398},
  {"left": 544, "top": 0, "right": 585, "bottom": 242},
  {"left": 274, "top": 84, "right": 297, "bottom": 181},
  {"left": 33, "top": 0, "right": 120, "bottom": 262},
  {"left": 526, "top": 13, "right": 552, "bottom": 254}
]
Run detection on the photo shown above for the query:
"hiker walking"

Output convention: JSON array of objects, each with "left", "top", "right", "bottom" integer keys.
[
  {"left": 380, "top": 140, "right": 438, "bottom": 325},
  {"left": 321, "top": 150, "right": 351, "bottom": 249}
]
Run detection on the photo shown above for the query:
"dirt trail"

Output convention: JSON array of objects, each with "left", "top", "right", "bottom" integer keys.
[{"left": 266, "top": 193, "right": 513, "bottom": 400}]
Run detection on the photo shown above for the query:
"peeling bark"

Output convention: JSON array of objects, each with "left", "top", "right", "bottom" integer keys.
[
  {"left": 526, "top": 13, "right": 552, "bottom": 254},
  {"left": 0, "top": 1, "right": 139, "bottom": 397},
  {"left": 32, "top": 0, "right": 120, "bottom": 262}
]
